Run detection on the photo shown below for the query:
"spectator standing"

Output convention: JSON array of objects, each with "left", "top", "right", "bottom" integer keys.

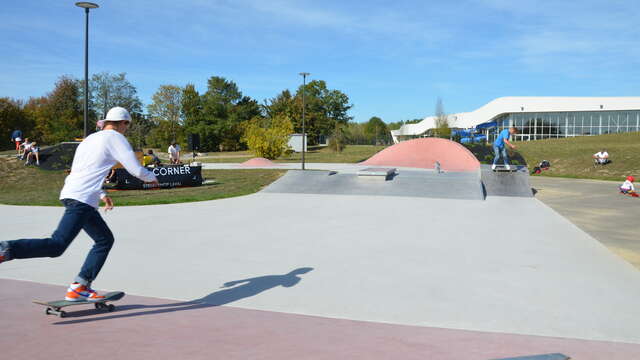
[
  {"left": 168, "top": 142, "right": 181, "bottom": 164},
  {"left": 11, "top": 129, "right": 23, "bottom": 155}
]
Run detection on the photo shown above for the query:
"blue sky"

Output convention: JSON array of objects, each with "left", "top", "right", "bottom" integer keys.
[{"left": 2, "top": 0, "right": 639, "bottom": 123}]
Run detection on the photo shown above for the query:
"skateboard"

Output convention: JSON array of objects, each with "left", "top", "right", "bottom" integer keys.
[
  {"left": 492, "top": 165, "right": 517, "bottom": 172},
  {"left": 620, "top": 191, "right": 639, "bottom": 198},
  {"left": 33, "top": 291, "right": 125, "bottom": 318}
]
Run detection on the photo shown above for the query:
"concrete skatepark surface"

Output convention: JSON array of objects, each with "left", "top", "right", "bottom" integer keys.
[
  {"left": 262, "top": 169, "right": 485, "bottom": 200},
  {"left": 531, "top": 176, "right": 640, "bottom": 269},
  {"left": 2, "top": 155, "right": 640, "bottom": 358},
  {"left": 481, "top": 165, "right": 534, "bottom": 197}
]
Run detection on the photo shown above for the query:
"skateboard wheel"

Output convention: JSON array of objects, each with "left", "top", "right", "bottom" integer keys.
[
  {"left": 107, "top": 304, "right": 115, "bottom": 312},
  {"left": 59, "top": 311, "right": 67, "bottom": 318},
  {"left": 45, "top": 308, "right": 52, "bottom": 315},
  {"left": 94, "top": 303, "right": 102, "bottom": 310}
]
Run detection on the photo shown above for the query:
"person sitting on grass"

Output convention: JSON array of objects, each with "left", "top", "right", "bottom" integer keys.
[
  {"left": 25, "top": 141, "right": 40, "bottom": 166},
  {"left": 620, "top": 176, "right": 637, "bottom": 197},
  {"left": 492, "top": 127, "right": 518, "bottom": 170},
  {"left": 593, "top": 149, "right": 610, "bottom": 166},
  {"left": 19, "top": 138, "right": 32, "bottom": 160},
  {"left": 143, "top": 149, "right": 161, "bottom": 167}
]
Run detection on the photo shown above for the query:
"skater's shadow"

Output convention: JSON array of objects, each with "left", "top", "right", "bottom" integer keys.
[{"left": 53, "top": 267, "right": 313, "bottom": 325}]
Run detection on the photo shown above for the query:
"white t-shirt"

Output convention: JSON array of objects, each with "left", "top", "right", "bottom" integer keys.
[
  {"left": 21, "top": 142, "right": 32, "bottom": 151},
  {"left": 168, "top": 145, "right": 180, "bottom": 158},
  {"left": 594, "top": 151, "right": 608, "bottom": 159},
  {"left": 60, "top": 130, "right": 157, "bottom": 208},
  {"left": 621, "top": 180, "right": 635, "bottom": 191}
]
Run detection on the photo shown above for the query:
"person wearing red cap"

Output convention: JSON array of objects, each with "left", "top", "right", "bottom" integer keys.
[
  {"left": 620, "top": 176, "right": 637, "bottom": 197},
  {"left": 0, "top": 107, "right": 159, "bottom": 301}
]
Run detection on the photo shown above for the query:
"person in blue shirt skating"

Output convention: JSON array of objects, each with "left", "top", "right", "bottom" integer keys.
[{"left": 492, "top": 127, "right": 518, "bottom": 170}]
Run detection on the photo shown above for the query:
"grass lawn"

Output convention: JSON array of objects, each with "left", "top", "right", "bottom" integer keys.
[
  {"left": 515, "top": 132, "right": 640, "bottom": 181},
  {"left": 467, "top": 132, "right": 640, "bottom": 181},
  {"left": 0, "top": 158, "right": 285, "bottom": 206},
  {"left": 199, "top": 145, "right": 388, "bottom": 164}
]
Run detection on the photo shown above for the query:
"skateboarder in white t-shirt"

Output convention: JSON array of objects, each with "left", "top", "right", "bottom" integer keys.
[{"left": 0, "top": 107, "right": 159, "bottom": 301}]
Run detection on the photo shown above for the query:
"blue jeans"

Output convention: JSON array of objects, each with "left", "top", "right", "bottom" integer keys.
[
  {"left": 493, "top": 144, "right": 509, "bottom": 165},
  {"left": 7, "top": 199, "right": 114, "bottom": 285}
]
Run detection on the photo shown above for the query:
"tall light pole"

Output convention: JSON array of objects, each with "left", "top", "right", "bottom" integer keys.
[
  {"left": 75, "top": 2, "right": 99, "bottom": 138},
  {"left": 299, "top": 72, "right": 310, "bottom": 170}
]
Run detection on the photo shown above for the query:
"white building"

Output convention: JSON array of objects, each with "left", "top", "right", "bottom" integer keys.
[
  {"left": 390, "top": 97, "right": 640, "bottom": 143},
  {"left": 288, "top": 133, "right": 308, "bottom": 152}
]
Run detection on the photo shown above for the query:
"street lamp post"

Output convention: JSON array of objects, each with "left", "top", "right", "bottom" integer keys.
[
  {"left": 299, "top": 72, "right": 310, "bottom": 170},
  {"left": 75, "top": 2, "right": 99, "bottom": 138}
]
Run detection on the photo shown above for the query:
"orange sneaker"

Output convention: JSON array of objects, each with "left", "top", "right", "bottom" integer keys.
[
  {"left": 65, "top": 283, "right": 105, "bottom": 302},
  {"left": 86, "top": 287, "right": 105, "bottom": 302},
  {"left": 0, "top": 241, "right": 11, "bottom": 264}
]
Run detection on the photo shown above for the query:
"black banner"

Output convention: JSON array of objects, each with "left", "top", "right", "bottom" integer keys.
[{"left": 114, "top": 165, "right": 203, "bottom": 190}]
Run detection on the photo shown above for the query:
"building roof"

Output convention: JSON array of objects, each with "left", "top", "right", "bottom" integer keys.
[{"left": 390, "top": 97, "right": 640, "bottom": 139}]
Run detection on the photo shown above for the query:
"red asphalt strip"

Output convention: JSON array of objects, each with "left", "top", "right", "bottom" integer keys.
[{"left": 0, "top": 278, "right": 638, "bottom": 360}]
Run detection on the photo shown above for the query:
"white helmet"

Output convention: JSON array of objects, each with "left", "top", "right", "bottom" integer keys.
[{"left": 103, "top": 107, "right": 132, "bottom": 122}]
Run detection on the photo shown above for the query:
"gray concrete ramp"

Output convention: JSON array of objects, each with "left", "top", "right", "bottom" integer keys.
[
  {"left": 262, "top": 169, "right": 484, "bottom": 200},
  {"left": 481, "top": 165, "right": 534, "bottom": 198}
]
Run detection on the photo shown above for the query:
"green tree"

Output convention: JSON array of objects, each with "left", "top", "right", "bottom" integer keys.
[
  {"left": 242, "top": 114, "right": 293, "bottom": 159},
  {"left": 187, "top": 76, "right": 261, "bottom": 151},
  {"left": 127, "top": 113, "right": 155, "bottom": 150},
  {"left": 224, "top": 96, "right": 261, "bottom": 151},
  {"left": 267, "top": 80, "right": 353, "bottom": 145},
  {"left": 145, "top": 120, "right": 184, "bottom": 149},
  {"left": 0, "top": 98, "right": 30, "bottom": 151},
  {"left": 34, "top": 76, "right": 83, "bottom": 144},
  {"left": 181, "top": 84, "right": 202, "bottom": 130},
  {"left": 364, "top": 116, "right": 389, "bottom": 145},
  {"left": 89, "top": 72, "right": 142, "bottom": 119},
  {"left": 147, "top": 84, "right": 183, "bottom": 142},
  {"left": 344, "top": 122, "right": 367, "bottom": 145},
  {"left": 328, "top": 121, "right": 346, "bottom": 152}
]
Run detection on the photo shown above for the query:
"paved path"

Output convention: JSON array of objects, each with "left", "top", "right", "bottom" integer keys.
[
  {"left": 3, "top": 278, "right": 638, "bottom": 360},
  {"left": 531, "top": 176, "right": 640, "bottom": 268}
]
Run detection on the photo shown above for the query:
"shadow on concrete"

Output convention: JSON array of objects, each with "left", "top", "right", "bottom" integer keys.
[{"left": 53, "top": 267, "right": 313, "bottom": 325}]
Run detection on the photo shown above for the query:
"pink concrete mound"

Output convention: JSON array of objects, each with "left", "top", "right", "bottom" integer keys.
[
  {"left": 240, "top": 157, "right": 277, "bottom": 167},
  {"left": 361, "top": 138, "right": 480, "bottom": 172}
]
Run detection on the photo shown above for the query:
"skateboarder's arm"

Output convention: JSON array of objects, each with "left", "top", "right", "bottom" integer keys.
[
  {"left": 504, "top": 138, "right": 516, "bottom": 149},
  {"left": 110, "top": 135, "right": 158, "bottom": 184},
  {"left": 222, "top": 278, "right": 255, "bottom": 288}
]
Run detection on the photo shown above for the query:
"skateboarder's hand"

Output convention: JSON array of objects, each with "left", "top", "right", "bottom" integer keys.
[{"left": 103, "top": 196, "right": 114, "bottom": 212}]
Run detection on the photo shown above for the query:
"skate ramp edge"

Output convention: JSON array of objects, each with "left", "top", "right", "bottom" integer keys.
[
  {"left": 481, "top": 165, "right": 534, "bottom": 198},
  {"left": 262, "top": 169, "right": 484, "bottom": 200}
]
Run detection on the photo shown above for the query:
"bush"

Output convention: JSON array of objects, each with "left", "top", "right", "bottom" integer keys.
[
  {"left": 242, "top": 114, "right": 293, "bottom": 159},
  {"left": 327, "top": 136, "right": 346, "bottom": 152}
]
